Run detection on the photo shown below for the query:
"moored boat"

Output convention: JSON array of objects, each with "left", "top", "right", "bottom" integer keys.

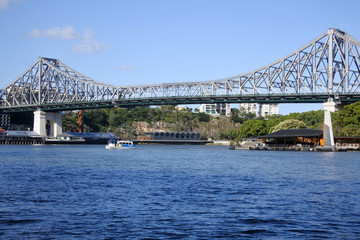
[{"left": 106, "top": 140, "right": 136, "bottom": 149}]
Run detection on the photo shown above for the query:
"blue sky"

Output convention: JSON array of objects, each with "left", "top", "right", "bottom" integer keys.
[{"left": 1, "top": 0, "right": 359, "bottom": 114}]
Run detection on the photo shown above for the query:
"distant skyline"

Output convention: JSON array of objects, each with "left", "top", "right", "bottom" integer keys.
[{"left": 1, "top": 0, "right": 359, "bottom": 114}]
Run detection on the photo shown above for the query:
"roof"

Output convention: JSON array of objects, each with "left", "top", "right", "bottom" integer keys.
[
  {"left": 57, "top": 132, "right": 79, "bottom": 137},
  {"left": 5, "top": 131, "right": 42, "bottom": 137},
  {"left": 146, "top": 131, "right": 202, "bottom": 135},
  {"left": 262, "top": 129, "right": 323, "bottom": 138},
  {"left": 334, "top": 136, "right": 360, "bottom": 139},
  {"left": 65, "top": 132, "right": 117, "bottom": 139}
]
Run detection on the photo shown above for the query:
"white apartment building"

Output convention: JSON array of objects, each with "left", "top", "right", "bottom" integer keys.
[
  {"left": 239, "top": 103, "right": 259, "bottom": 116},
  {"left": 259, "top": 103, "right": 279, "bottom": 117},
  {"left": 239, "top": 103, "right": 279, "bottom": 117},
  {"left": 217, "top": 103, "right": 231, "bottom": 116},
  {"left": 199, "top": 103, "right": 231, "bottom": 116},
  {"left": 199, "top": 104, "right": 217, "bottom": 115}
]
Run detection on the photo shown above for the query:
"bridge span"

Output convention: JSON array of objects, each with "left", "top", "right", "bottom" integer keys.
[{"left": 0, "top": 28, "right": 360, "bottom": 137}]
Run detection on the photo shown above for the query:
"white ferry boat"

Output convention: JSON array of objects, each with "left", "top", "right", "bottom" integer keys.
[{"left": 106, "top": 140, "right": 136, "bottom": 149}]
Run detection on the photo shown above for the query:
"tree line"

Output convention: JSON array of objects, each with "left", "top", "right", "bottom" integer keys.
[
  {"left": 62, "top": 102, "right": 360, "bottom": 140},
  {"left": 62, "top": 105, "right": 211, "bottom": 139}
]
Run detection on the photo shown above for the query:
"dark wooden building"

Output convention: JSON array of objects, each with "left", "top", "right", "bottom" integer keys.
[{"left": 261, "top": 129, "right": 323, "bottom": 147}]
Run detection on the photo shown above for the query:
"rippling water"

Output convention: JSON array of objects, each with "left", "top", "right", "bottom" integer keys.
[{"left": 0, "top": 144, "right": 360, "bottom": 239}]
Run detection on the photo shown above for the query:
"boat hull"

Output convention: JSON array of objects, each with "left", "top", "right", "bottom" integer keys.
[
  {"left": 106, "top": 140, "right": 136, "bottom": 149},
  {"left": 106, "top": 145, "right": 136, "bottom": 149}
]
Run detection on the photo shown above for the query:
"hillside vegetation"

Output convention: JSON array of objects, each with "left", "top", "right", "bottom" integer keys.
[{"left": 62, "top": 102, "right": 360, "bottom": 140}]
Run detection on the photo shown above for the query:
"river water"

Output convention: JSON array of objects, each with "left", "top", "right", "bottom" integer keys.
[{"left": 0, "top": 144, "right": 359, "bottom": 239}]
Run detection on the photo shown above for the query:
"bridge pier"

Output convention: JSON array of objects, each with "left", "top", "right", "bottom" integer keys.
[
  {"left": 33, "top": 110, "right": 62, "bottom": 137},
  {"left": 33, "top": 110, "right": 46, "bottom": 136},
  {"left": 323, "top": 98, "right": 343, "bottom": 112},
  {"left": 323, "top": 110, "right": 335, "bottom": 150}
]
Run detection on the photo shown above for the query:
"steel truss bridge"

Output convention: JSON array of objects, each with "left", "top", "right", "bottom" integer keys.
[{"left": 1, "top": 28, "right": 360, "bottom": 113}]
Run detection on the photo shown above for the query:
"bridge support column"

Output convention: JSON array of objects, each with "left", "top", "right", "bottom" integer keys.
[
  {"left": 33, "top": 110, "right": 46, "bottom": 136},
  {"left": 46, "top": 112, "right": 63, "bottom": 138},
  {"left": 33, "top": 110, "right": 62, "bottom": 138},
  {"left": 323, "top": 98, "right": 342, "bottom": 112},
  {"left": 323, "top": 110, "right": 335, "bottom": 150}
]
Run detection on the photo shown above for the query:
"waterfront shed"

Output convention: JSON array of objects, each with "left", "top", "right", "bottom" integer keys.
[
  {"left": 145, "top": 131, "right": 202, "bottom": 141},
  {"left": 261, "top": 129, "right": 323, "bottom": 146},
  {"left": 64, "top": 132, "right": 118, "bottom": 144}
]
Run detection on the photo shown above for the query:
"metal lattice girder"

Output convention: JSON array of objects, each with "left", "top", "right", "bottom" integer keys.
[
  {"left": 1, "top": 28, "right": 360, "bottom": 111},
  {"left": 0, "top": 114, "right": 10, "bottom": 129}
]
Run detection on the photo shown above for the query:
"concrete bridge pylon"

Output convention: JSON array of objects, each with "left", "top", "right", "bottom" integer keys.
[
  {"left": 323, "top": 110, "right": 335, "bottom": 151},
  {"left": 33, "top": 110, "right": 62, "bottom": 138},
  {"left": 323, "top": 98, "right": 343, "bottom": 112}
]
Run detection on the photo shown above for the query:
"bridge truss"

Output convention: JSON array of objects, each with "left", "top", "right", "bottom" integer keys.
[{"left": 1, "top": 28, "right": 360, "bottom": 112}]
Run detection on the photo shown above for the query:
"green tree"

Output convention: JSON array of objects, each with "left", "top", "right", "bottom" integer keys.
[
  {"left": 271, "top": 119, "right": 307, "bottom": 133},
  {"left": 230, "top": 108, "right": 256, "bottom": 124},
  {"left": 219, "top": 129, "right": 239, "bottom": 140},
  {"left": 297, "top": 110, "right": 324, "bottom": 128},
  {"left": 198, "top": 112, "right": 211, "bottom": 122},
  {"left": 333, "top": 102, "right": 360, "bottom": 136},
  {"left": 265, "top": 115, "right": 286, "bottom": 133},
  {"left": 338, "top": 124, "right": 360, "bottom": 136},
  {"left": 337, "top": 102, "right": 360, "bottom": 125},
  {"left": 129, "top": 106, "right": 150, "bottom": 122},
  {"left": 238, "top": 119, "right": 267, "bottom": 138},
  {"left": 62, "top": 111, "right": 78, "bottom": 132},
  {"left": 109, "top": 108, "right": 129, "bottom": 127},
  {"left": 161, "top": 105, "right": 176, "bottom": 112},
  {"left": 230, "top": 114, "right": 242, "bottom": 123},
  {"left": 84, "top": 109, "right": 109, "bottom": 132}
]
